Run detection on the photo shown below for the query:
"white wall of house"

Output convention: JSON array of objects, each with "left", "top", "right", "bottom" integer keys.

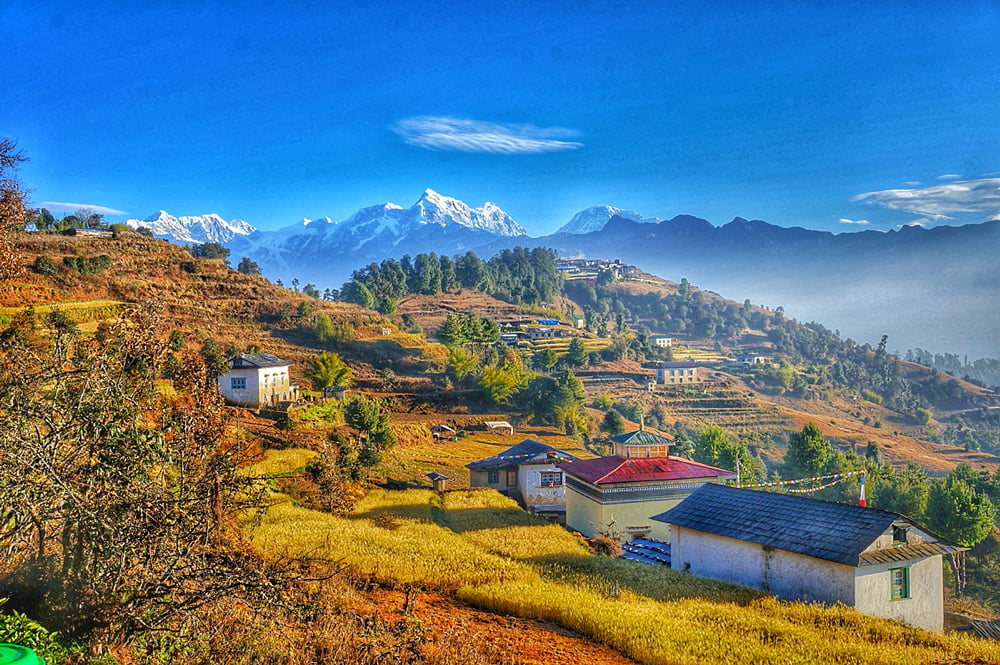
[
  {"left": 670, "top": 527, "right": 856, "bottom": 604},
  {"left": 670, "top": 526, "right": 946, "bottom": 632},
  {"left": 854, "top": 555, "right": 943, "bottom": 632},
  {"left": 218, "top": 366, "right": 291, "bottom": 408},
  {"left": 517, "top": 463, "right": 566, "bottom": 509}
]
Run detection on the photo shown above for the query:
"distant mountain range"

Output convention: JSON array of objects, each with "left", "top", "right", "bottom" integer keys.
[
  {"left": 124, "top": 192, "right": 1000, "bottom": 359},
  {"left": 124, "top": 210, "right": 255, "bottom": 245}
]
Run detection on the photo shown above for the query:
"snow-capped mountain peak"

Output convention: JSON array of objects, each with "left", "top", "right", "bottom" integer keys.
[
  {"left": 556, "top": 205, "right": 657, "bottom": 234},
  {"left": 125, "top": 211, "right": 256, "bottom": 244},
  {"left": 407, "top": 189, "right": 526, "bottom": 236}
]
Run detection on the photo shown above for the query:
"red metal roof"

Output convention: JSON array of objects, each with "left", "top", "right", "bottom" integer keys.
[{"left": 558, "top": 455, "right": 734, "bottom": 485}]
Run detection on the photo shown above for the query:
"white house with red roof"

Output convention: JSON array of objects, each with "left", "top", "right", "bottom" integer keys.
[{"left": 557, "top": 427, "right": 735, "bottom": 541}]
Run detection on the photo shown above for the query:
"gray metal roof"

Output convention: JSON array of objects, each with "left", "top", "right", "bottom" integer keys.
[
  {"left": 652, "top": 484, "right": 950, "bottom": 566},
  {"left": 229, "top": 353, "right": 290, "bottom": 369},
  {"left": 969, "top": 618, "right": 1000, "bottom": 640},
  {"left": 466, "top": 439, "right": 577, "bottom": 472}
]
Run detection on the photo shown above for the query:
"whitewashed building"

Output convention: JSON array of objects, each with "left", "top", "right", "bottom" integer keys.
[
  {"left": 655, "top": 484, "right": 965, "bottom": 632},
  {"left": 218, "top": 353, "right": 297, "bottom": 408}
]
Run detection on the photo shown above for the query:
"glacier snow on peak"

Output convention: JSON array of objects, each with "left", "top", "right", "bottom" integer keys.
[
  {"left": 124, "top": 211, "right": 256, "bottom": 244},
  {"left": 556, "top": 205, "right": 657, "bottom": 235}
]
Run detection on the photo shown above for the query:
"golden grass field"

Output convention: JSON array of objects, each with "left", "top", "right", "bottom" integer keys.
[{"left": 245, "top": 449, "right": 1000, "bottom": 665}]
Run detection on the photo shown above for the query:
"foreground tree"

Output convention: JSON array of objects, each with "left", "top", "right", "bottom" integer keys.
[
  {"left": 0, "top": 138, "right": 29, "bottom": 278},
  {"left": 0, "top": 307, "right": 287, "bottom": 641}
]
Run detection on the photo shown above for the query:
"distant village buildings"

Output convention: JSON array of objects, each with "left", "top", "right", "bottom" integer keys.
[
  {"left": 655, "top": 361, "right": 704, "bottom": 385},
  {"left": 655, "top": 484, "right": 965, "bottom": 632}
]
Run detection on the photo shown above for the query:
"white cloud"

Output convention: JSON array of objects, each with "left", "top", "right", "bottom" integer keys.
[
  {"left": 838, "top": 217, "right": 870, "bottom": 225},
  {"left": 853, "top": 177, "right": 1000, "bottom": 221},
  {"left": 902, "top": 181, "right": 921, "bottom": 186},
  {"left": 391, "top": 116, "right": 583, "bottom": 154},
  {"left": 41, "top": 201, "right": 128, "bottom": 215},
  {"left": 898, "top": 218, "right": 933, "bottom": 228},
  {"left": 937, "top": 173, "right": 962, "bottom": 181}
]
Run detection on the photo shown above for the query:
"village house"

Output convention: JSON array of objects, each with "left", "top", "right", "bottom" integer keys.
[
  {"left": 654, "top": 484, "right": 965, "bottom": 632},
  {"left": 735, "top": 352, "right": 769, "bottom": 365},
  {"left": 655, "top": 361, "right": 703, "bottom": 384},
  {"left": 217, "top": 353, "right": 299, "bottom": 408},
  {"left": 650, "top": 335, "right": 673, "bottom": 348},
  {"left": 558, "top": 428, "right": 734, "bottom": 540},
  {"left": 467, "top": 439, "right": 578, "bottom": 516}
]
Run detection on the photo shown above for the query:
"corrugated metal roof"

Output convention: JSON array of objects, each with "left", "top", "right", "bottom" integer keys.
[
  {"left": 970, "top": 618, "right": 1000, "bottom": 640},
  {"left": 558, "top": 455, "right": 734, "bottom": 485},
  {"left": 230, "top": 353, "right": 289, "bottom": 368},
  {"left": 609, "top": 429, "right": 672, "bottom": 445},
  {"left": 653, "top": 484, "right": 961, "bottom": 566},
  {"left": 857, "top": 542, "right": 963, "bottom": 566},
  {"left": 467, "top": 439, "right": 578, "bottom": 472}
]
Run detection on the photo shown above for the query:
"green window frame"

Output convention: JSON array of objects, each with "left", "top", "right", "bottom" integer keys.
[{"left": 890, "top": 567, "right": 909, "bottom": 600}]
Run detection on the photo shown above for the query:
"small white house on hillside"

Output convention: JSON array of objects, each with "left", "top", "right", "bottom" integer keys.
[
  {"left": 218, "top": 353, "right": 298, "bottom": 408},
  {"left": 654, "top": 484, "right": 965, "bottom": 632}
]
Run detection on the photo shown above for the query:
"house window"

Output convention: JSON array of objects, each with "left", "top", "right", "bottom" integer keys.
[
  {"left": 539, "top": 471, "right": 563, "bottom": 487},
  {"left": 231, "top": 377, "right": 246, "bottom": 390},
  {"left": 892, "top": 525, "right": 908, "bottom": 545},
  {"left": 506, "top": 470, "right": 517, "bottom": 487},
  {"left": 487, "top": 470, "right": 499, "bottom": 484},
  {"left": 890, "top": 567, "right": 909, "bottom": 600}
]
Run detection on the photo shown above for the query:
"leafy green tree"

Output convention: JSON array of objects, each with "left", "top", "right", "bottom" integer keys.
[
  {"left": 191, "top": 242, "right": 230, "bottom": 264},
  {"left": 341, "top": 279, "right": 375, "bottom": 310},
  {"left": 533, "top": 348, "right": 559, "bottom": 371},
  {"left": 477, "top": 357, "right": 530, "bottom": 405},
  {"left": 307, "top": 351, "right": 353, "bottom": 390},
  {"left": 199, "top": 338, "right": 230, "bottom": 380},
  {"left": 926, "top": 474, "right": 996, "bottom": 547},
  {"left": 446, "top": 345, "right": 478, "bottom": 383},
  {"left": 236, "top": 256, "right": 261, "bottom": 275},
  {"left": 872, "top": 463, "right": 929, "bottom": 518},
  {"left": 600, "top": 409, "right": 626, "bottom": 436},
  {"left": 343, "top": 395, "right": 395, "bottom": 470},
  {"left": 32, "top": 255, "right": 57, "bottom": 276},
  {"left": 565, "top": 337, "right": 588, "bottom": 367},
  {"left": 784, "top": 422, "right": 832, "bottom": 477}
]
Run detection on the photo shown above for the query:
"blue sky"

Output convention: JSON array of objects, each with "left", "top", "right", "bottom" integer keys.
[{"left": 4, "top": 1, "right": 1000, "bottom": 235}]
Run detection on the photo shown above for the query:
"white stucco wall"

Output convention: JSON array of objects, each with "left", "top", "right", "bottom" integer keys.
[
  {"left": 517, "top": 463, "right": 566, "bottom": 508},
  {"left": 670, "top": 527, "right": 856, "bottom": 604},
  {"left": 219, "top": 367, "right": 262, "bottom": 406},
  {"left": 853, "top": 555, "right": 943, "bottom": 632},
  {"left": 218, "top": 366, "right": 291, "bottom": 408}
]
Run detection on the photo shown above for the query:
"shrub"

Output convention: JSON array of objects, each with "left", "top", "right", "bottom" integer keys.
[
  {"left": 590, "top": 535, "right": 623, "bottom": 557},
  {"left": 32, "top": 255, "right": 57, "bottom": 276},
  {"left": 0, "top": 604, "right": 72, "bottom": 664}
]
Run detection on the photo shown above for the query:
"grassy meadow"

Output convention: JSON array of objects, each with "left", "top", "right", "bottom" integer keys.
[{"left": 244, "top": 449, "right": 1000, "bottom": 665}]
